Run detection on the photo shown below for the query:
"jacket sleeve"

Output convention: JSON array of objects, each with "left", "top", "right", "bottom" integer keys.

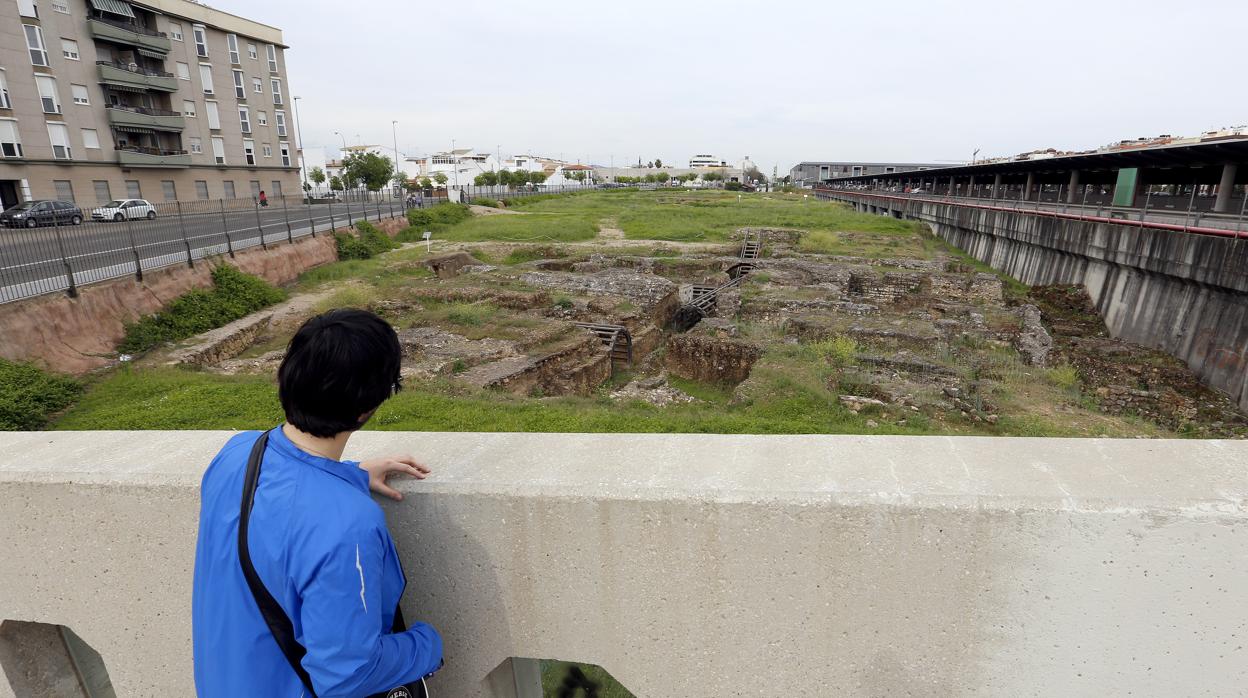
[{"left": 296, "top": 523, "right": 442, "bottom": 697}]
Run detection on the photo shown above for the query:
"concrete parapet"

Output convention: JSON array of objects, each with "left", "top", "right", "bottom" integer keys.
[{"left": 1, "top": 431, "right": 1246, "bottom": 696}]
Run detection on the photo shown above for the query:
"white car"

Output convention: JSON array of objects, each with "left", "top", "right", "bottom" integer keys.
[{"left": 91, "top": 199, "right": 157, "bottom": 222}]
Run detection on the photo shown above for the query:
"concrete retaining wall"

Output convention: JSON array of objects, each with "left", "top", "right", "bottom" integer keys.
[
  {"left": 831, "top": 194, "right": 1248, "bottom": 412},
  {"left": 1, "top": 431, "right": 1246, "bottom": 696}
]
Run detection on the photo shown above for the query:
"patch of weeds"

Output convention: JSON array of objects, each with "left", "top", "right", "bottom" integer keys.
[
  {"left": 444, "top": 302, "right": 490, "bottom": 326},
  {"left": 0, "top": 359, "right": 83, "bottom": 430},
  {"left": 1045, "top": 364, "right": 1080, "bottom": 392},
  {"left": 316, "top": 284, "right": 378, "bottom": 312},
  {"left": 504, "top": 246, "right": 566, "bottom": 265},
  {"left": 554, "top": 295, "right": 575, "bottom": 309},
  {"left": 451, "top": 360, "right": 467, "bottom": 374}
]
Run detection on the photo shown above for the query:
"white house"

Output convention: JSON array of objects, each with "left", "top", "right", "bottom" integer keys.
[{"left": 409, "top": 148, "right": 501, "bottom": 188}]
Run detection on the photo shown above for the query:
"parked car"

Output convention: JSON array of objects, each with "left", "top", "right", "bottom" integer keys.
[
  {"left": 91, "top": 199, "right": 157, "bottom": 222},
  {"left": 0, "top": 200, "right": 83, "bottom": 228}
]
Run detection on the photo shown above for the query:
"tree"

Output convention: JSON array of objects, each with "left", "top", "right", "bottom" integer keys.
[
  {"left": 703, "top": 171, "right": 723, "bottom": 182},
  {"left": 644, "top": 173, "right": 658, "bottom": 183},
  {"left": 655, "top": 172, "right": 670, "bottom": 183},
  {"left": 433, "top": 172, "right": 448, "bottom": 188},
  {"left": 528, "top": 171, "right": 547, "bottom": 184},
  {"left": 654, "top": 158, "right": 662, "bottom": 168},
  {"left": 744, "top": 167, "right": 765, "bottom": 184},
  {"left": 329, "top": 175, "right": 343, "bottom": 191},
  {"left": 309, "top": 166, "right": 326, "bottom": 187},
  {"left": 391, "top": 172, "right": 409, "bottom": 190},
  {"left": 569, "top": 171, "right": 587, "bottom": 182},
  {"left": 474, "top": 171, "right": 498, "bottom": 187},
  {"left": 341, "top": 152, "right": 395, "bottom": 191},
  {"left": 646, "top": 161, "right": 654, "bottom": 168},
  {"left": 419, "top": 176, "right": 432, "bottom": 190}
]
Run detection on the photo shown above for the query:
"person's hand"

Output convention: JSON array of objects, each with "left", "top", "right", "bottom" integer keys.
[{"left": 358, "top": 455, "right": 430, "bottom": 501}]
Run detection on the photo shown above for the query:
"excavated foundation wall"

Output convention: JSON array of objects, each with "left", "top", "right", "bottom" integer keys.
[
  {"left": 665, "top": 334, "right": 762, "bottom": 385},
  {"left": 828, "top": 194, "right": 1248, "bottom": 412},
  {"left": 0, "top": 217, "right": 405, "bottom": 374}
]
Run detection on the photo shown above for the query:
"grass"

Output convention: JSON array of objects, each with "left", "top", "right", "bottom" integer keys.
[
  {"left": 425, "top": 213, "right": 598, "bottom": 243},
  {"left": 0, "top": 359, "right": 83, "bottom": 430},
  {"left": 540, "top": 661, "right": 634, "bottom": 698}
]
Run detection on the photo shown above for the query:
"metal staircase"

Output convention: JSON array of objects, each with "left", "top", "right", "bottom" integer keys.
[{"left": 575, "top": 322, "right": 633, "bottom": 366}]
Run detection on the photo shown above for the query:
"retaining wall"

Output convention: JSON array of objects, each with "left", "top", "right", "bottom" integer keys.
[
  {"left": 1, "top": 431, "right": 1245, "bottom": 696},
  {"left": 830, "top": 193, "right": 1248, "bottom": 411}
]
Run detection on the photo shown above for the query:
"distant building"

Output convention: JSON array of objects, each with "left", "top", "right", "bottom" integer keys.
[
  {"left": 790, "top": 161, "right": 948, "bottom": 187},
  {"left": 689, "top": 154, "right": 728, "bottom": 168}
]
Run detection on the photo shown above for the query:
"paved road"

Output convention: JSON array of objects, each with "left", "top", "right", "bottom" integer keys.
[{"left": 0, "top": 198, "right": 412, "bottom": 302}]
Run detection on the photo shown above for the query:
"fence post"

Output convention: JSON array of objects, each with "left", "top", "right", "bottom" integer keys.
[
  {"left": 328, "top": 197, "right": 337, "bottom": 233},
  {"left": 343, "top": 190, "right": 352, "bottom": 229},
  {"left": 282, "top": 196, "right": 293, "bottom": 244},
  {"left": 175, "top": 201, "right": 194, "bottom": 267},
  {"left": 124, "top": 212, "right": 143, "bottom": 281},
  {"left": 307, "top": 198, "right": 316, "bottom": 237},
  {"left": 51, "top": 216, "right": 77, "bottom": 298},
  {"left": 254, "top": 199, "right": 268, "bottom": 250},
  {"left": 1183, "top": 183, "right": 1198, "bottom": 230},
  {"left": 220, "top": 199, "right": 235, "bottom": 258}
]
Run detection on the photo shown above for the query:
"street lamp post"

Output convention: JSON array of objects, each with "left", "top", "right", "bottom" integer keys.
[
  {"left": 451, "top": 138, "right": 458, "bottom": 191},
  {"left": 392, "top": 120, "right": 400, "bottom": 200},
  {"left": 333, "top": 130, "right": 348, "bottom": 191},
  {"left": 292, "top": 95, "right": 308, "bottom": 197}
]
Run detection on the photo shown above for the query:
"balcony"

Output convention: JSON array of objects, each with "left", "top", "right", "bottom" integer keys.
[
  {"left": 87, "top": 17, "right": 171, "bottom": 55},
  {"left": 116, "top": 146, "right": 190, "bottom": 168},
  {"left": 97, "top": 61, "right": 177, "bottom": 93},
  {"left": 0, "top": 430, "right": 1245, "bottom": 696},
  {"left": 105, "top": 104, "right": 183, "bottom": 132}
]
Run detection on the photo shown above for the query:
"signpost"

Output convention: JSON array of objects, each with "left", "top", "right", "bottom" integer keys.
[{"left": 422, "top": 230, "right": 432, "bottom": 253}]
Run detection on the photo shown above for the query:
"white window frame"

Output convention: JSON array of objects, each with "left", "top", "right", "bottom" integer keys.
[
  {"left": 252, "top": 77, "right": 262, "bottom": 94},
  {"left": 205, "top": 99, "right": 220, "bottom": 129},
  {"left": 238, "top": 105, "right": 251, "bottom": 134},
  {"left": 199, "top": 63, "right": 214, "bottom": 95},
  {"left": 182, "top": 99, "right": 196, "bottom": 118},
  {"left": 176, "top": 61, "right": 190, "bottom": 80},
  {"left": 189, "top": 136, "right": 202, "bottom": 154},
  {"left": 257, "top": 110, "right": 267, "bottom": 126},
  {"left": 61, "top": 38, "right": 80, "bottom": 60},
  {"left": 266, "top": 44, "right": 278, "bottom": 73},
  {"left": 279, "top": 141, "right": 291, "bottom": 167},
  {"left": 24, "top": 25, "right": 49, "bottom": 67},
  {"left": 35, "top": 75, "right": 61, "bottom": 114},
  {"left": 243, "top": 138, "right": 255, "bottom": 166},
  {"left": 47, "top": 122, "right": 72, "bottom": 160},
  {"left": 262, "top": 143, "right": 272, "bottom": 158},
  {"left": 275, "top": 110, "right": 287, "bottom": 137},
  {"left": 17, "top": 0, "right": 37, "bottom": 17},
  {"left": 270, "top": 78, "right": 282, "bottom": 105},
  {"left": 247, "top": 42, "right": 257, "bottom": 60},
  {"left": 0, "top": 118, "right": 24, "bottom": 158},
  {"left": 81, "top": 128, "right": 100, "bottom": 149},
  {"left": 0, "top": 70, "right": 11, "bottom": 110},
  {"left": 70, "top": 83, "right": 89, "bottom": 105},
  {"left": 211, "top": 135, "right": 226, "bottom": 164},
  {"left": 192, "top": 24, "right": 208, "bottom": 57},
  {"left": 226, "top": 34, "right": 240, "bottom": 64},
  {"left": 232, "top": 69, "right": 245, "bottom": 99},
  {"left": 169, "top": 22, "right": 183, "bottom": 41}
]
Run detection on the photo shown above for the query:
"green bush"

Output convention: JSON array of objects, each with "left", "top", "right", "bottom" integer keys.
[
  {"left": 0, "top": 359, "right": 83, "bottom": 430},
  {"left": 335, "top": 232, "right": 374, "bottom": 260},
  {"left": 405, "top": 202, "right": 471, "bottom": 229},
  {"left": 470, "top": 197, "right": 500, "bottom": 208},
  {"left": 118, "top": 264, "right": 286, "bottom": 354},
  {"left": 355, "top": 220, "right": 398, "bottom": 256}
]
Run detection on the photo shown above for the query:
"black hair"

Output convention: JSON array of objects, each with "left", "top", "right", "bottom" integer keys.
[{"left": 277, "top": 309, "right": 401, "bottom": 438}]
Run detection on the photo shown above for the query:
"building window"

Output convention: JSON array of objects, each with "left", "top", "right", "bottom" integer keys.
[
  {"left": 199, "top": 64, "right": 214, "bottom": 94},
  {"left": 223, "top": 180, "right": 236, "bottom": 198},
  {"left": 54, "top": 180, "right": 74, "bottom": 202},
  {"left": 270, "top": 78, "right": 282, "bottom": 105},
  {"left": 266, "top": 44, "right": 278, "bottom": 73},
  {"left": 70, "top": 84, "right": 89, "bottom": 105},
  {"left": 262, "top": 143, "right": 271, "bottom": 158},
  {"left": 250, "top": 180, "right": 261, "bottom": 198},
  {"left": 257, "top": 110, "right": 267, "bottom": 126},
  {"left": 176, "top": 62, "right": 190, "bottom": 80},
  {"left": 192, "top": 24, "right": 208, "bottom": 57},
  {"left": 194, "top": 180, "right": 209, "bottom": 199},
  {"left": 47, "top": 123, "right": 72, "bottom": 159},
  {"left": 226, "top": 34, "right": 240, "bottom": 64},
  {"left": 24, "top": 25, "right": 49, "bottom": 67},
  {"left": 17, "top": 0, "right": 36, "bottom": 17},
  {"left": 232, "top": 69, "right": 245, "bottom": 99},
  {"left": 183, "top": 99, "right": 196, "bottom": 118},
  {"left": 247, "top": 43, "right": 257, "bottom": 60},
  {"left": 243, "top": 138, "right": 255, "bottom": 165},
  {"left": 238, "top": 106, "right": 251, "bottom": 134},
  {"left": 169, "top": 22, "right": 183, "bottom": 41},
  {"left": 252, "top": 77, "right": 262, "bottom": 94},
  {"left": 61, "top": 38, "right": 80, "bottom": 60},
  {"left": 271, "top": 180, "right": 282, "bottom": 197},
  {"left": 161, "top": 180, "right": 176, "bottom": 201},
  {"left": 279, "top": 141, "right": 291, "bottom": 167},
  {"left": 275, "top": 110, "right": 286, "bottom": 137},
  {"left": 211, "top": 136, "right": 225, "bottom": 164},
  {"left": 0, "top": 119, "right": 21, "bottom": 157},
  {"left": 189, "top": 136, "right": 202, "bottom": 153},
  {"left": 81, "top": 128, "right": 99, "bottom": 149},
  {"left": 0, "top": 70, "right": 11, "bottom": 109},
  {"left": 205, "top": 100, "right": 220, "bottom": 129},
  {"left": 125, "top": 180, "right": 141, "bottom": 199},
  {"left": 51, "top": 0, "right": 69, "bottom": 11},
  {"left": 93, "top": 180, "right": 111, "bottom": 203},
  {"left": 35, "top": 76, "right": 61, "bottom": 114}
]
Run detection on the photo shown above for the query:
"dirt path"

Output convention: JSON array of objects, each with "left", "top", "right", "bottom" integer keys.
[{"left": 468, "top": 204, "right": 526, "bottom": 216}]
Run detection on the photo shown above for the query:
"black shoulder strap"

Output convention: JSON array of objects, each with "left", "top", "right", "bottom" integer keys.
[{"left": 238, "top": 430, "right": 320, "bottom": 697}]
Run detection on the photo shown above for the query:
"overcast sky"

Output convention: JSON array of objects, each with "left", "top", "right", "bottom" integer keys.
[{"left": 211, "top": 0, "right": 1246, "bottom": 174}]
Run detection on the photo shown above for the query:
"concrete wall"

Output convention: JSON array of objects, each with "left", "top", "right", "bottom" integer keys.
[
  {"left": 826, "top": 192, "right": 1248, "bottom": 412},
  {"left": 1, "top": 431, "right": 1246, "bottom": 697}
]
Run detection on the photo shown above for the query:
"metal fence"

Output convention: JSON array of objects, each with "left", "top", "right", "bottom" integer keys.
[{"left": 0, "top": 190, "right": 420, "bottom": 304}]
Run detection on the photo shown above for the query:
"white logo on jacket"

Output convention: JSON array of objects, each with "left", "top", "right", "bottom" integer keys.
[{"left": 355, "top": 544, "right": 367, "bottom": 612}]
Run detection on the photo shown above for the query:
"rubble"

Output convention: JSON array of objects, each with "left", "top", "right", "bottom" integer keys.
[{"left": 1013, "top": 304, "right": 1053, "bottom": 367}]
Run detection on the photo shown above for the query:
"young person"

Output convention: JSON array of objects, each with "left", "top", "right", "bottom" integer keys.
[{"left": 193, "top": 309, "right": 442, "bottom": 697}]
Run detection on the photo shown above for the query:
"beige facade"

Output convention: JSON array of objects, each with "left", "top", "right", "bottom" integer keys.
[{"left": 0, "top": 0, "right": 300, "bottom": 209}]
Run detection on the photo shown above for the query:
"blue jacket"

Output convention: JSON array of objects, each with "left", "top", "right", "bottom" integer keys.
[{"left": 193, "top": 428, "right": 442, "bottom": 697}]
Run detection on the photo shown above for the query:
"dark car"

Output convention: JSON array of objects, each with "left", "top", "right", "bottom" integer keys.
[{"left": 0, "top": 200, "right": 84, "bottom": 228}]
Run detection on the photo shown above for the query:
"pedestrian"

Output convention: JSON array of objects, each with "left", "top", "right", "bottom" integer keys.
[
  {"left": 258, "top": 189, "right": 269, "bottom": 207},
  {"left": 193, "top": 309, "right": 443, "bottom": 697}
]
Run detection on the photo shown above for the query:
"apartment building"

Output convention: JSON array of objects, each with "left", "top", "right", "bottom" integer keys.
[{"left": 0, "top": 0, "right": 300, "bottom": 209}]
